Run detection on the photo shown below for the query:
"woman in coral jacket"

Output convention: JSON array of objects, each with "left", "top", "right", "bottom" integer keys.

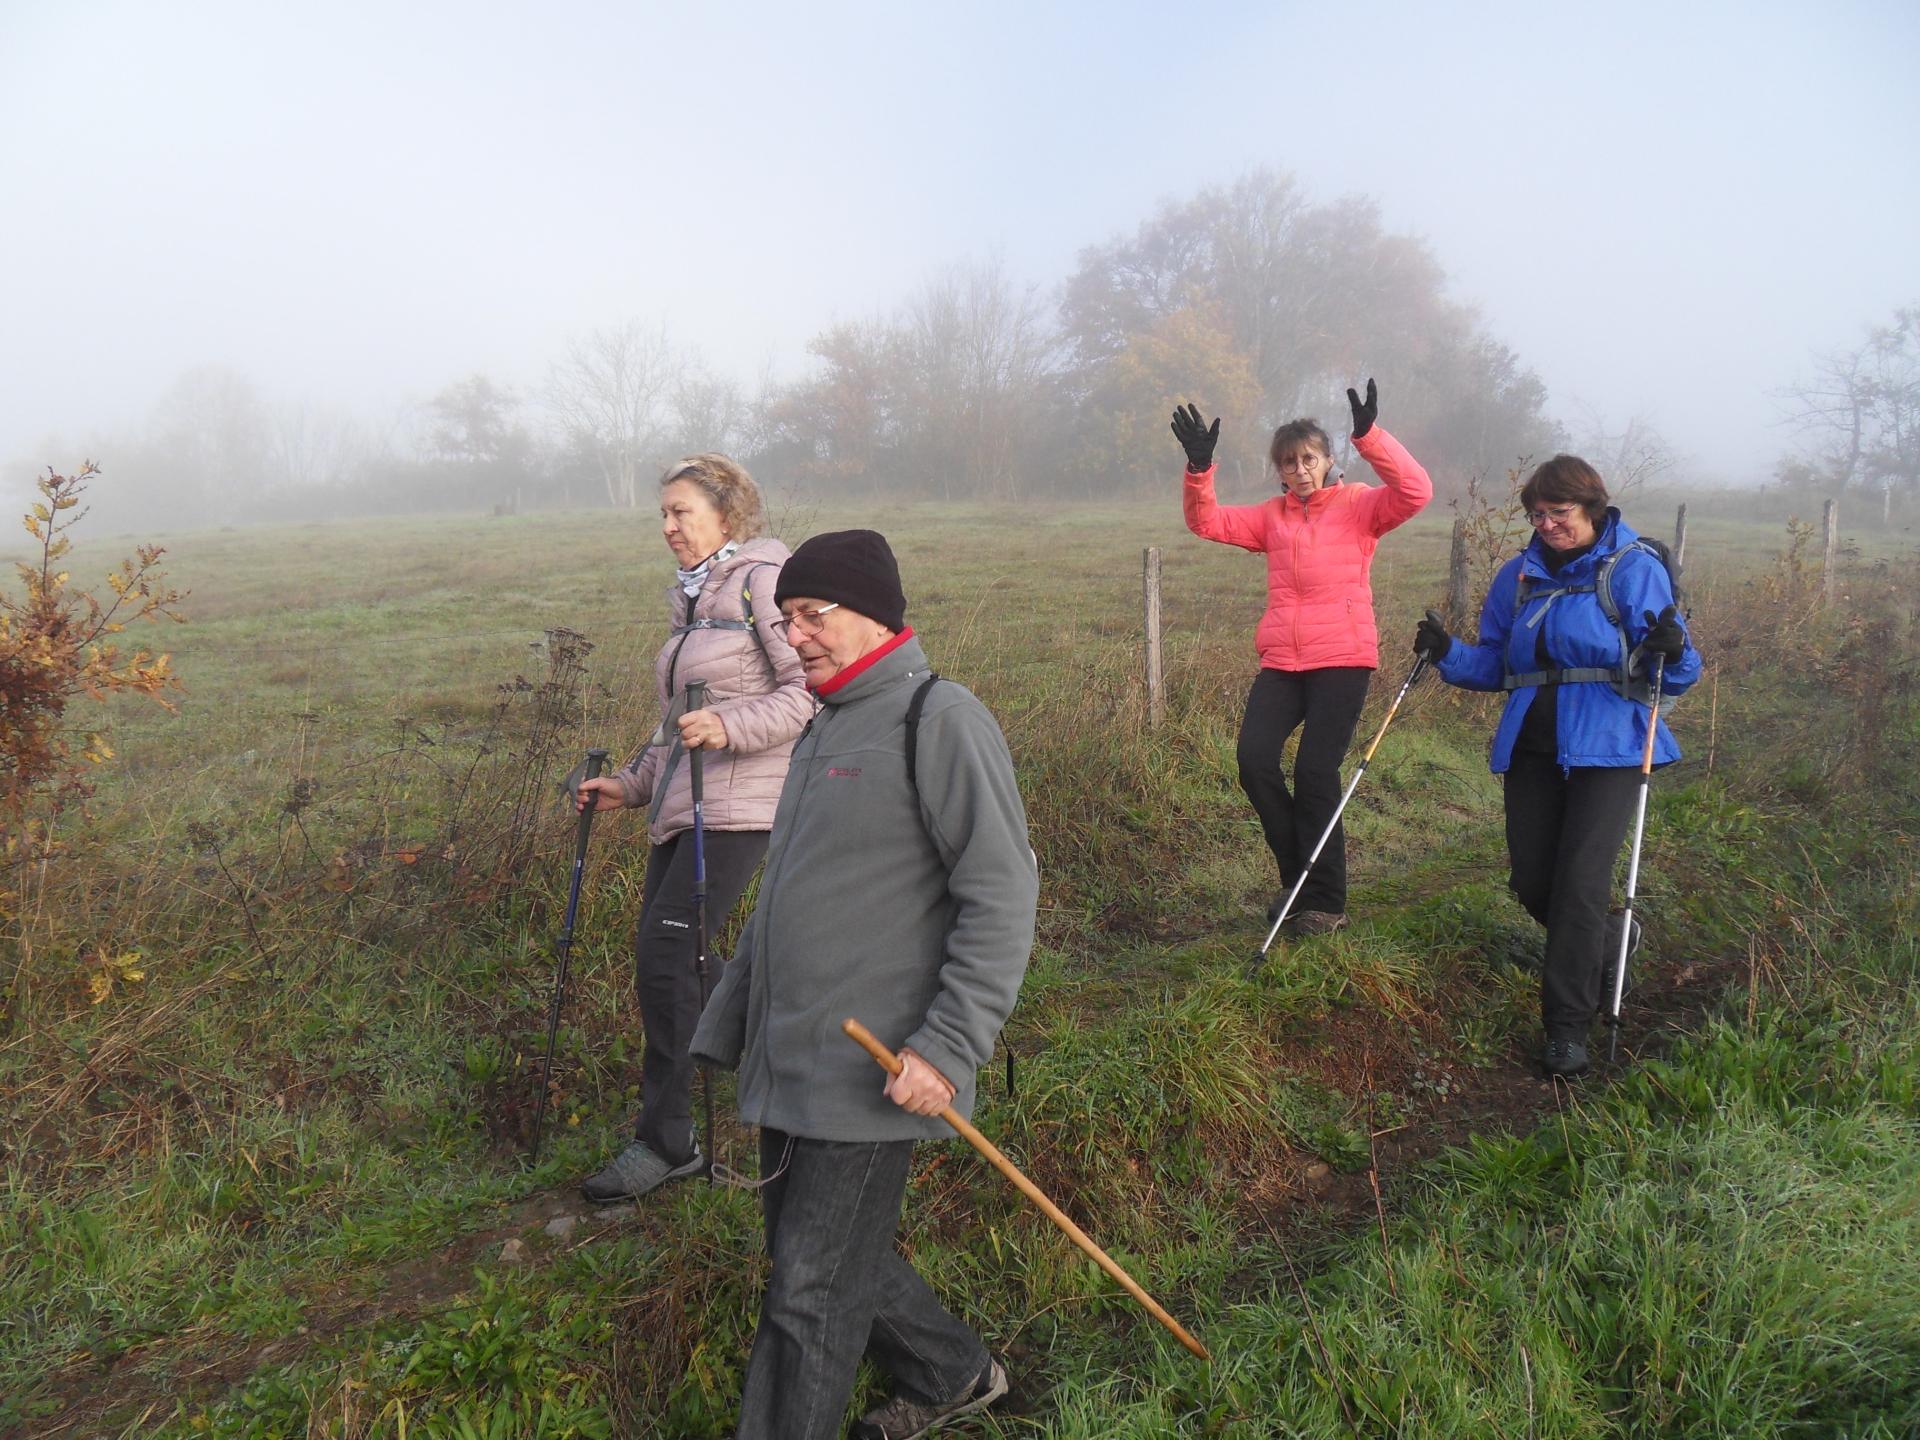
[
  {"left": 1175, "top": 381, "right": 1431, "bottom": 937},
  {"left": 572, "top": 454, "right": 814, "bottom": 1203}
]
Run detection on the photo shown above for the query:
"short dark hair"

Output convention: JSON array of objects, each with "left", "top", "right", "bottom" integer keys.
[
  {"left": 1519, "top": 455, "right": 1609, "bottom": 524},
  {"left": 1269, "top": 419, "right": 1332, "bottom": 472}
]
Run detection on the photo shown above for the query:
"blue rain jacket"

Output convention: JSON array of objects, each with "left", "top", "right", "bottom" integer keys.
[{"left": 1437, "top": 510, "right": 1702, "bottom": 773}]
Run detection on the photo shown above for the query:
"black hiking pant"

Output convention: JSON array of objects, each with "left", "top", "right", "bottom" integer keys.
[
  {"left": 1502, "top": 751, "right": 1641, "bottom": 1039},
  {"left": 1237, "top": 666, "right": 1373, "bottom": 916},
  {"left": 632, "top": 828, "right": 767, "bottom": 1164}
]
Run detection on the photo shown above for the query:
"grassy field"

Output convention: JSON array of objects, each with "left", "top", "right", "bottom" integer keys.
[{"left": 2, "top": 486, "right": 1917, "bottom": 1437}]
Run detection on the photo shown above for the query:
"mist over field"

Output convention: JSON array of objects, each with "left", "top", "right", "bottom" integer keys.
[{"left": 2, "top": 0, "right": 1916, "bottom": 531}]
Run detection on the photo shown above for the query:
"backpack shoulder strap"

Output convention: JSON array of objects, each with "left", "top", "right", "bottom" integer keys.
[
  {"left": 1592, "top": 541, "right": 1642, "bottom": 628},
  {"left": 740, "top": 562, "right": 775, "bottom": 662},
  {"left": 904, "top": 672, "right": 942, "bottom": 793}
]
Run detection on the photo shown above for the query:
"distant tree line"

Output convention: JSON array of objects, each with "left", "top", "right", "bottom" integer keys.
[{"left": 28, "top": 168, "right": 1911, "bottom": 529}]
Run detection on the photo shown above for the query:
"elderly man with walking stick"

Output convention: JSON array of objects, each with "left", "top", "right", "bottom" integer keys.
[{"left": 690, "top": 529, "right": 1039, "bottom": 1440}]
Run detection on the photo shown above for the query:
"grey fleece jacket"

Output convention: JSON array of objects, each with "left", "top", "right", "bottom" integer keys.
[{"left": 689, "top": 633, "right": 1037, "bottom": 1142}]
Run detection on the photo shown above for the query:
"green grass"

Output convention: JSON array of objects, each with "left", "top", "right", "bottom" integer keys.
[{"left": 2, "top": 494, "right": 1916, "bottom": 1435}]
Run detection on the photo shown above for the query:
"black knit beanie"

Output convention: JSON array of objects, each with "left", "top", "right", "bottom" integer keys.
[{"left": 774, "top": 529, "right": 907, "bottom": 633}]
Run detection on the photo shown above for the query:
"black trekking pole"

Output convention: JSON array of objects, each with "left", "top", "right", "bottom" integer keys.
[
  {"left": 529, "top": 746, "right": 608, "bottom": 1167},
  {"left": 1605, "top": 656, "right": 1665, "bottom": 1063},
  {"left": 1249, "top": 656, "right": 1428, "bottom": 978},
  {"left": 685, "top": 680, "right": 717, "bottom": 1179}
]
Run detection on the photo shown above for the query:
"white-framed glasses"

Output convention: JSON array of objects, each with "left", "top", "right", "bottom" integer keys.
[
  {"left": 1527, "top": 504, "right": 1582, "bottom": 527},
  {"left": 772, "top": 603, "right": 841, "bottom": 640}
]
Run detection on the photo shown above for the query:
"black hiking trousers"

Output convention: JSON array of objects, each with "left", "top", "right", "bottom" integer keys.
[
  {"left": 1502, "top": 750, "right": 1641, "bottom": 1039},
  {"left": 1237, "top": 666, "right": 1373, "bottom": 917},
  {"left": 632, "top": 828, "right": 767, "bottom": 1164}
]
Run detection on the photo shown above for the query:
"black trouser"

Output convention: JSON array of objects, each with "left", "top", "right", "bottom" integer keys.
[
  {"left": 632, "top": 828, "right": 767, "bottom": 1164},
  {"left": 1237, "top": 666, "right": 1373, "bottom": 915},
  {"left": 1502, "top": 751, "right": 1641, "bottom": 1039}
]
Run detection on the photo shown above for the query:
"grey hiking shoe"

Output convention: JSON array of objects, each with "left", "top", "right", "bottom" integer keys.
[
  {"left": 849, "top": 1357, "right": 1008, "bottom": 1440},
  {"left": 1542, "top": 1037, "right": 1590, "bottom": 1079},
  {"left": 579, "top": 1141, "right": 704, "bottom": 1204}
]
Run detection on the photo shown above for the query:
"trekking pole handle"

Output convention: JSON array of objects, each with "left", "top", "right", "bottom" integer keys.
[
  {"left": 1638, "top": 656, "right": 1665, "bottom": 774},
  {"left": 685, "top": 681, "right": 708, "bottom": 804},
  {"left": 573, "top": 749, "right": 608, "bottom": 854},
  {"left": 841, "top": 1018, "right": 1210, "bottom": 1361}
]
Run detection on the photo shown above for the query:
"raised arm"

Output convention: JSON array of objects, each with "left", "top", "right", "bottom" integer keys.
[
  {"left": 1345, "top": 381, "right": 1432, "bottom": 536},
  {"left": 1352, "top": 426, "right": 1433, "bottom": 535},
  {"left": 1174, "top": 402, "right": 1269, "bottom": 551}
]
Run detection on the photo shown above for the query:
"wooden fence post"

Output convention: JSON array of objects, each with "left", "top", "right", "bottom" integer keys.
[
  {"left": 1822, "top": 499, "right": 1838, "bottom": 607},
  {"left": 1143, "top": 546, "right": 1164, "bottom": 729},
  {"left": 1445, "top": 517, "right": 1470, "bottom": 629},
  {"left": 1672, "top": 502, "right": 1688, "bottom": 575}
]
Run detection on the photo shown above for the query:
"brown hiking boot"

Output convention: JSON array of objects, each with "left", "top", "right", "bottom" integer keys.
[{"left": 1289, "top": 911, "right": 1348, "bottom": 937}]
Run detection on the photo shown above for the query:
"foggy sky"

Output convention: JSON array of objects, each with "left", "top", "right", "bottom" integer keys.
[{"left": 3, "top": 0, "right": 1916, "bottom": 487}]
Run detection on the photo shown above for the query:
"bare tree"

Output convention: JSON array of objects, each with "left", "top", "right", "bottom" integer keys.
[
  {"left": 269, "top": 400, "right": 368, "bottom": 490},
  {"left": 1779, "top": 345, "right": 1869, "bottom": 488},
  {"left": 547, "top": 320, "right": 678, "bottom": 508},
  {"left": 1779, "top": 305, "right": 1920, "bottom": 518},
  {"left": 671, "top": 366, "right": 747, "bottom": 457},
  {"left": 1571, "top": 403, "right": 1679, "bottom": 494}
]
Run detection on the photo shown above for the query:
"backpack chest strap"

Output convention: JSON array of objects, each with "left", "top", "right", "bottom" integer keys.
[{"left": 670, "top": 617, "right": 755, "bottom": 636}]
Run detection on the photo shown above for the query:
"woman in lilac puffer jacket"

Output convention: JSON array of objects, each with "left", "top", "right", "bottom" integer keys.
[{"left": 573, "top": 454, "right": 813, "bottom": 1202}]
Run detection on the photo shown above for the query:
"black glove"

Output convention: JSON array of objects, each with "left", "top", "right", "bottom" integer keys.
[
  {"left": 1413, "top": 608, "right": 1451, "bottom": 662},
  {"left": 1641, "top": 604, "right": 1686, "bottom": 663},
  {"left": 1347, "top": 378, "right": 1378, "bottom": 440},
  {"left": 1170, "top": 402, "right": 1220, "bottom": 471}
]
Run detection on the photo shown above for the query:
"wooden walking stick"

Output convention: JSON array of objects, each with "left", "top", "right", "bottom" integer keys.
[{"left": 842, "top": 1018, "right": 1210, "bottom": 1361}]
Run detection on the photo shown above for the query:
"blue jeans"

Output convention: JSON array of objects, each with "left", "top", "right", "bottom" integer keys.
[{"left": 734, "top": 1129, "right": 987, "bottom": 1439}]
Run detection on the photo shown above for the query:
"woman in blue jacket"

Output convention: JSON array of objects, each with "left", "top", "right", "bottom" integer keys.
[{"left": 1413, "top": 456, "right": 1699, "bottom": 1078}]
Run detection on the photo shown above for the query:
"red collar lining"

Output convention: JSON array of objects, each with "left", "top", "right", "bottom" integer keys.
[{"left": 812, "top": 626, "right": 915, "bottom": 697}]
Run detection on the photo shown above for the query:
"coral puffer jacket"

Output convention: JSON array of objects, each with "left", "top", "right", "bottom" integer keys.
[{"left": 1183, "top": 426, "right": 1432, "bottom": 671}]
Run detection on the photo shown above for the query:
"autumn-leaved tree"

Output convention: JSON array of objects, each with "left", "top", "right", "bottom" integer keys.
[
  {"left": 1, "top": 463, "right": 182, "bottom": 835},
  {"left": 1069, "top": 303, "right": 1264, "bottom": 494},
  {"left": 2, "top": 463, "right": 182, "bottom": 1021}
]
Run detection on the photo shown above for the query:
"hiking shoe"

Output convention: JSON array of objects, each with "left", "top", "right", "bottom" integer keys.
[
  {"left": 579, "top": 1141, "right": 705, "bottom": 1204},
  {"left": 849, "top": 1357, "right": 1008, "bottom": 1440},
  {"left": 1604, "top": 909, "right": 1644, "bottom": 996},
  {"left": 1542, "top": 1037, "right": 1590, "bottom": 1079},
  {"left": 1289, "top": 911, "right": 1348, "bottom": 937}
]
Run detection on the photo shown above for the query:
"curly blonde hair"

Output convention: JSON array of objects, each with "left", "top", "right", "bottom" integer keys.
[{"left": 659, "top": 453, "right": 766, "bottom": 541}]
